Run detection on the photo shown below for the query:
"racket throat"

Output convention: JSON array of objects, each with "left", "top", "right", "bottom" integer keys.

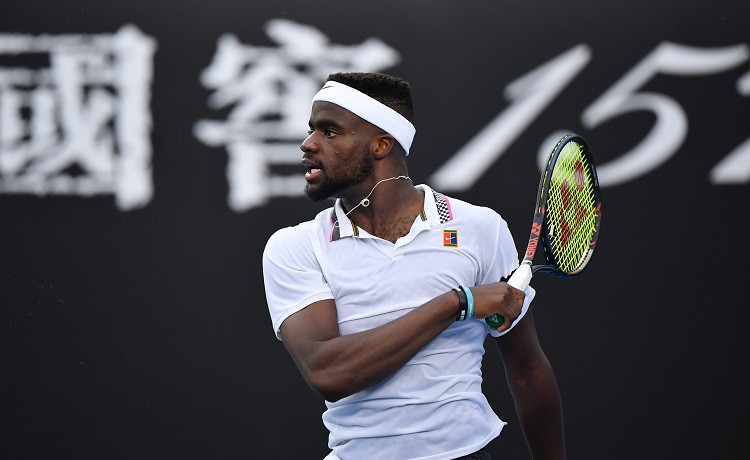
[{"left": 507, "top": 262, "right": 533, "bottom": 290}]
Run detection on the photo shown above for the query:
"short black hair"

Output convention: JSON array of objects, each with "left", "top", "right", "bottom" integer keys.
[{"left": 326, "top": 72, "right": 415, "bottom": 124}]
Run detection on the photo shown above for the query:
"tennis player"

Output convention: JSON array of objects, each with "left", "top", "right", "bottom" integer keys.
[{"left": 263, "top": 73, "right": 564, "bottom": 459}]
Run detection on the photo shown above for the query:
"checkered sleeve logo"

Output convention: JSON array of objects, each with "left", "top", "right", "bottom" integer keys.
[{"left": 432, "top": 191, "right": 453, "bottom": 224}]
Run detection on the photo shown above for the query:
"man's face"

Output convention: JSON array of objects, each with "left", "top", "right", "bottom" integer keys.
[{"left": 301, "top": 102, "right": 375, "bottom": 202}]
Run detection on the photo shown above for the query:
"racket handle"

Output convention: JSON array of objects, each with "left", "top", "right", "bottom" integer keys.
[
  {"left": 485, "top": 264, "right": 532, "bottom": 329},
  {"left": 507, "top": 263, "right": 532, "bottom": 290}
]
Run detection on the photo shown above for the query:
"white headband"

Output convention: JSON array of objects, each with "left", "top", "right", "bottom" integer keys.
[{"left": 312, "top": 81, "right": 416, "bottom": 155}]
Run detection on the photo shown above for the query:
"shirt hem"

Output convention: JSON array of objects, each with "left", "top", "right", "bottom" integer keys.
[
  {"left": 409, "top": 422, "right": 505, "bottom": 460},
  {"left": 324, "top": 422, "right": 506, "bottom": 460}
]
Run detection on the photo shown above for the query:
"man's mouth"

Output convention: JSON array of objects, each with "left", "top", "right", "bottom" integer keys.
[
  {"left": 305, "top": 168, "right": 322, "bottom": 179},
  {"left": 303, "top": 160, "right": 323, "bottom": 180}
]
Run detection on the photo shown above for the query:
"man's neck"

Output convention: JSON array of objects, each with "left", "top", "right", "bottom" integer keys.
[{"left": 343, "top": 181, "right": 424, "bottom": 243}]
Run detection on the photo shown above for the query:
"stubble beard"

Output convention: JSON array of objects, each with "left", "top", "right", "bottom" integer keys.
[{"left": 304, "top": 144, "right": 374, "bottom": 202}]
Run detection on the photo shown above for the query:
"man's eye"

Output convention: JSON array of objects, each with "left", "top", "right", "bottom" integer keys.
[
  {"left": 324, "top": 130, "right": 335, "bottom": 137},
  {"left": 307, "top": 129, "right": 314, "bottom": 135}
]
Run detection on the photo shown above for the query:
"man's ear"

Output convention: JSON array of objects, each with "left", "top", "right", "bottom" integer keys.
[{"left": 372, "top": 134, "right": 395, "bottom": 159}]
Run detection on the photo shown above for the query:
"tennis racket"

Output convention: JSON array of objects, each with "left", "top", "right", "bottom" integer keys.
[{"left": 486, "top": 133, "right": 602, "bottom": 328}]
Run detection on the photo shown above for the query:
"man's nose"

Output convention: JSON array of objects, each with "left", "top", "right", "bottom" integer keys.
[{"left": 300, "top": 134, "right": 319, "bottom": 153}]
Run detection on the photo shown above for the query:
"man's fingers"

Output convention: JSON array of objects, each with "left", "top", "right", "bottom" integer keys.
[{"left": 492, "top": 296, "right": 522, "bottom": 333}]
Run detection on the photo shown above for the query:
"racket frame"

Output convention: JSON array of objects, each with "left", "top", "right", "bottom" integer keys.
[
  {"left": 485, "top": 133, "right": 601, "bottom": 329},
  {"left": 532, "top": 133, "right": 601, "bottom": 278}
]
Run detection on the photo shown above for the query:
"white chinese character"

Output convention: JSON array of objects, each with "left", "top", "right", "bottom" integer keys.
[
  {"left": 0, "top": 25, "right": 156, "bottom": 210},
  {"left": 194, "top": 19, "right": 400, "bottom": 211}
]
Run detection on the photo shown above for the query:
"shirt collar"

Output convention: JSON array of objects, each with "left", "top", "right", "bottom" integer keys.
[
  {"left": 418, "top": 184, "right": 454, "bottom": 226},
  {"left": 418, "top": 184, "right": 439, "bottom": 226},
  {"left": 330, "top": 199, "right": 357, "bottom": 241},
  {"left": 329, "top": 184, "right": 453, "bottom": 242}
]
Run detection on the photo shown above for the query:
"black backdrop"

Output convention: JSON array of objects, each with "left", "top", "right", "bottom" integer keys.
[{"left": 2, "top": 1, "right": 748, "bottom": 458}]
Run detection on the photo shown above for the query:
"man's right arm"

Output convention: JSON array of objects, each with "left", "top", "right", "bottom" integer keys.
[
  {"left": 279, "top": 282, "right": 523, "bottom": 402},
  {"left": 280, "top": 294, "right": 455, "bottom": 402},
  {"left": 264, "top": 227, "right": 524, "bottom": 402}
]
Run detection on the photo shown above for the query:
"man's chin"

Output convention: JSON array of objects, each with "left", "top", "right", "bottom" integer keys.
[{"left": 304, "top": 184, "right": 334, "bottom": 202}]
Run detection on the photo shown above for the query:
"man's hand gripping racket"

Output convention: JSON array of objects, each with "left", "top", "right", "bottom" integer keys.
[{"left": 486, "top": 134, "right": 602, "bottom": 328}]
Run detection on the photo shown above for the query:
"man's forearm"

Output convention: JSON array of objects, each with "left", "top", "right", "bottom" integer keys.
[
  {"left": 506, "top": 354, "right": 565, "bottom": 459},
  {"left": 284, "top": 291, "right": 460, "bottom": 402},
  {"left": 282, "top": 282, "right": 523, "bottom": 402}
]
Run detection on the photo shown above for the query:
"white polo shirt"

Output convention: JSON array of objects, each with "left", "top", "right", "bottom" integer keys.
[{"left": 263, "top": 184, "right": 534, "bottom": 460}]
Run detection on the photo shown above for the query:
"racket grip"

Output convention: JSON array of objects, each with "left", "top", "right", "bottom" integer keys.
[
  {"left": 507, "top": 263, "right": 532, "bottom": 290},
  {"left": 485, "top": 264, "right": 532, "bottom": 329}
]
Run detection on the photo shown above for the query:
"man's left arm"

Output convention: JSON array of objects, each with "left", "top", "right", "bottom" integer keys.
[{"left": 495, "top": 308, "right": 565, "bottom": 459}]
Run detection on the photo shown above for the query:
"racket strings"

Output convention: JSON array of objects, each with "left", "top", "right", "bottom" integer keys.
[{"left": 545, "top": 142, "right": 598, "bottom": 273}]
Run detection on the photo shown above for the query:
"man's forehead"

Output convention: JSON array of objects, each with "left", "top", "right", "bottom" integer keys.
[{"left": 309, "top": 101, "right": 363, "bottom": 126}]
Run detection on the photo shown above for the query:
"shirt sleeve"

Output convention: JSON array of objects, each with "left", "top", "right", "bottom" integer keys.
[
  {"left": 478, "top": 210, "right": 536, "bottom": 338},
  {"left": 262, "top": 226, "right": 334, "bottom": 340}
]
